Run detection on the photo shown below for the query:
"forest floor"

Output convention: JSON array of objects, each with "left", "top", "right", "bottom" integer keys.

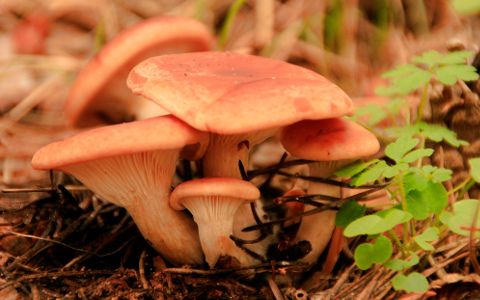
[{"left": 1, "top": 0, "right": 480, "bottom": 299}]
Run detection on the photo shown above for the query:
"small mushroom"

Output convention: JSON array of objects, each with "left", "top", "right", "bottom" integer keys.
[
  {"left": 65, "top": 16, "right": 214, "bottom": 128},
  {"left": 279, "top": 118, "right": 380, "bottom": 264},
  {"left": 170, "top": 177, "right": 260, "bottom": 268},
  {"left": 31, "top": 115, "right": 210, "bottom": 266}
]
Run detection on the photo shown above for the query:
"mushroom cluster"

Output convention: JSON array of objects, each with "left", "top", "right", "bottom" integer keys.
[{"left": 32, "top": 45, "right": 380, "bottom": 269}]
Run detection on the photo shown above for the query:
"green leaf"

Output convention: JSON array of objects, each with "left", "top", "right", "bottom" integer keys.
[
  {"left": 414, "top": 227, "right": 440, "bottom": 251},
  {"left": 354, "top": 235, "right": 392, "bottom": 270},
  {"left": 350, "top": 160, "right": 389, "bottom": 186},
  {"left": 344, "top": 208, "right": 412, "bottom": 237},
  {"left": 421, "top": 165, "right": 437, "bottom": 174},
  {"left": 401, "top": 149, "right": 434, "bottom": 163},
  {"left": 403, "top": 174, "right": 428, "bottom": 194},
  {"left": 374, "top": 84, "right": 404, "bottom": 97},
  {"left": 354, "top": 104, "right": 388, "bottom": 126},
  {"left": 336, "top": 201, "right": 367, "bottom": 228},
  {"left": 382, "top": 163, "right": 408, "bottom": 178},
  {"left": 416, "top": 122, "right": 468, "bottom": 147},
  {"left": 435, "top": 65, "right": 479, "bottom": 85},
  {"left": 394, "top": 68, "right": 431, "bottom": 94},
  {"left": 451, "top": 0, "right": 480, "bottom": 16},
  {"left": 431, "top": 168, "right": 453, "bottom": 182},
  {"left": 335, "top": 159, "right": 379, "bottom": 178},
  {"left": 393, "top": 273, "right": 429, "bottom": 293},
  {"left": 382, "top": 64, "right": 420, "bottom": 78},
  {"left": 384, "top": 252, "right": 419, "bottom": 271},
  {"left": 441, "top": 199, "right": 480, "bottom": 237},
  {"left": 417, "top": 122, "right": 446, "bottom": 142},
  {"left": 381, "top": 63, "right": 432, "bottom": 94},
  {"left": 384, "top": 98, "right": 409, "bottom": 115},
  {"left": 385, "top": 135, "right": 419, "bottom": 164},
  {"left": 469, "top": 158, "right": 480, "bottom": 183},
  {"left": 412, "top": 50, "right": 442, "bottom": 68},
  {"left": 406, "top": 180, "right": 448, "bottom": 220},
  {"left": 344, "top": 215, "right": 383, "bottom": 237},
  {"left": 387, "top": 125, "right": 419, "bottom": 139},
  {"left": 437, "top": 51, "right": 475, "bottom": 65}
]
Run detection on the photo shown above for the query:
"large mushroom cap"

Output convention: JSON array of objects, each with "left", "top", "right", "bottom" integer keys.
[
  {"left": 65, "top": 16, "right": 214, "bottom": 128},
  {"left": 32, "top": 115, "right": 209, "bottom": 169},
  {"left": 127, "top": 51, "right": 354, "bottom": 134},
  {"left": 280, "top": 118, "right": 380, "bottom": 161}
]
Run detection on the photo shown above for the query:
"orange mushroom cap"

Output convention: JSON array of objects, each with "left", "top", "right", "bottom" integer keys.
[
  {"left": 127, "top": 51, "right": 354, "bottom": 135},
  {"left": 280, "top": 118, "right": 380, "bottom": 162},
  {"left": 65, "top": 16, "right": 214, "bottom": 128},
  {"left": 32, "top": 115, "right": 209, "bottom": 169},
  {"left": 170, "top": 177, "right": 260, "bottom": 211}
]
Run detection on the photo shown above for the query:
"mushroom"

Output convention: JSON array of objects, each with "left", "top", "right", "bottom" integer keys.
[
  {"left": 65, "top": 16, "right": 214, "bottom": 128},
  {"left": 126, "top": 51, "right": 354, "bottom": 255},
  {"left": 170, "top": 177, "right": 260, "bottom": 268},
  {"left": 31, "top": 115, "right": 210, "bottom": 266},
  {"left": 279, "top": 118, "right": 380, "bottom": 264}
]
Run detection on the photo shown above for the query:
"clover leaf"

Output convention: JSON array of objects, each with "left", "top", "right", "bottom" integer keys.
[
  {"left": 393, "top": 273, "right": 429, "bottom": 293},
  {"left": 354, "top": 235, "right": 392, "bottom": 270}
]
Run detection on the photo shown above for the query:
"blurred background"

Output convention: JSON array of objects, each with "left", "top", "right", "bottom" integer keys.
[{"left": 1, "top": 0, "right": 479, "bottom": 186}]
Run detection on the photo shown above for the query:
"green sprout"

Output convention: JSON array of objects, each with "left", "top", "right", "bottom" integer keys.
[
  {"left": 380, "top": 50, "right": 478, "bottom": 123},
  {"left": 333, "top": 49, "right": 479, "bottom": 293}
]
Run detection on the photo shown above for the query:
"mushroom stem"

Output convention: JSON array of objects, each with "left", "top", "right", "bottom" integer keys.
[
  {"left": 294, "top": 159, "right": 355, "bottom": 265},
  {"left": 199, "top": 129, "right": 279, "bottom": 258},
  {"left": 187, "top": 198, "right": 255, "bottom": 268},
  {"left": 201, "top": 129, "right": 279, "bottom": 179},
  {"left": 60, "top": 151, "right": 204, "bottom": 266},
  {"left": 201, "top": 134, "right": 250, "bottom": 179},
  {"left": 307, "top": 160, "right": 355, "bottom": 197}
]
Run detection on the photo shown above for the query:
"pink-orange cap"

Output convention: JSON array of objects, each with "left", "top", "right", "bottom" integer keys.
[
  {"left": 65, "top": 16, "right": 214, "bottom": 128},
  {"left": 127, "top": 51, "right": 354, "bottom": 135},
  {"left": 31, "top": 115, "right": 209, "bottom": 170},
  {"left": 280, "top": 118, "right": 380, "bottom": 161},
  {"left": 170, "top": 177, "right": 260, "bottom": 211}
]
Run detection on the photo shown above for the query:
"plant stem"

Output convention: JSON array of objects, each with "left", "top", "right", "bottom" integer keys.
[
  {"left": 416, "top": 135, "right": 426, "bottom": 169},
  {"left": 389, "top": 229, "right": 407, "bottom": 257},
  {"left": 218, "top": 0, "right": 246, "bottom": 50},
  {"left": 458, "top": 178, "right": 476, "bottom": 200},
  {"left": 409, "top": 218, "right": 416, "bottom": 242},
  {"left": 397, "top": 175, "right": 410, "bottom": 251},
  {"left": 194, "top": 0, "right": 206, "bottom": 21},
  {"left": 416, "top": 82, "right": 429, "bottom": 124},
  {"left": 447, "top": 175, "right": 473, "bottom": 195},
  {"left": 357, "top": 121, "right": 393, "bottom": 144},
  {"left": 367, "top": 203, "right": 396, "bottom": 209}
]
